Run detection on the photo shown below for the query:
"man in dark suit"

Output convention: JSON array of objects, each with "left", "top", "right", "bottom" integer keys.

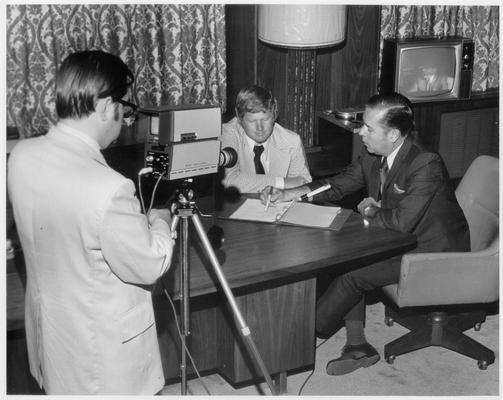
[{"left": 260, "top": 92, "right": 470, "bottom": 376}]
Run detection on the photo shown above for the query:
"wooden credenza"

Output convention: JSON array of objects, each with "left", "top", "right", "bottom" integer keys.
[
  {"left": 437, "top": 106, "right": 498, "bottom": 178},
  {"left": 413, "top": 93, "right": 499, "bottom": 178}
]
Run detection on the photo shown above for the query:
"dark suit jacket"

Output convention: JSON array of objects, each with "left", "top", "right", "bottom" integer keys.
[{"left": 308, "top": 135, "right": 470, "bottom": 253}]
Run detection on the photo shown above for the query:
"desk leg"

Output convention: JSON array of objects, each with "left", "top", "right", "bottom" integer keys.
[{"left": 273, "top": 371, "right": 287, "bottom": 394}]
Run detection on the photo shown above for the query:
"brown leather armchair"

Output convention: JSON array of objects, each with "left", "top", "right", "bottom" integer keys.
[{"left": 382, "top": 155, "right": 499, "bottom": 369}]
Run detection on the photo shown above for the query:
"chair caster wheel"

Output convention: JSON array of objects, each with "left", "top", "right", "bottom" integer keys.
[
  {"left": 386, "top": 355, "right": 395, "bottom": 364},
  {"left": 478, "top": 360, "right": 488, "bottom": 370},
  {"left": 474, "top": 322, "right": 482, "bottom": 331},
  {"left": 384, "top": 316, "right": 394, "bottom": 326}
]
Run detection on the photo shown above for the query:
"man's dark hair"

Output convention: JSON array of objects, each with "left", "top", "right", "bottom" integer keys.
[
  {"left": 366, "top": 92, "right": 414, "bottom": 136},
  {"left": 235, "top": 85, "right": 277, "bottom": 119},
  {"left": 56, "top": 50, "right": 134, "bottom": 119}
]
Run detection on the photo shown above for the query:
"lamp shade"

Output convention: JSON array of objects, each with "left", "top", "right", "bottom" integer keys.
[{"left": 258, "top": 5, "right": 347, "bottom": 49}]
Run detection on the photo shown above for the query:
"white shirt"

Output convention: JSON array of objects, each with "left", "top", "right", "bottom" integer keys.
[
  {"left": 244, "top": 134, "right": 284, "bottom": 189},
  {"left": 385, "top": 140, "right": 404, "bottom": 170}
]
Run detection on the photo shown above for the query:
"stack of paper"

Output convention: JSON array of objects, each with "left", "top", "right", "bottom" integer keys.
[{"left": 227, "top": 198, "right": 343, "bottom": 230}]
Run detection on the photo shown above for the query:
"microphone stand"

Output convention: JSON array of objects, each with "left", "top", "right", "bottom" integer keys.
[{"left": 169, "top": 181, "right": 277, "bottom": 396}]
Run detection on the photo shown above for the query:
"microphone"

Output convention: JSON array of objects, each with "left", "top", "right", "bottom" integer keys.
[
  {"left": 299, "top": 184, "right": 331, "bottom": 201},
  {"left": 219, "top": 147, "right": 238, "bottom": 168}
]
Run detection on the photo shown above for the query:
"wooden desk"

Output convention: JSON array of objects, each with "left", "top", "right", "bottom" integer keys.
[
  {"left": 154, "top": 199, "right": 417, "bottom": 390},
  {"left": 6, "top": 198, "right": 416, "bottom": 393}
]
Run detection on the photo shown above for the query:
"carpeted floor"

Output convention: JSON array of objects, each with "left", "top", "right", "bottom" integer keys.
[{"left": 160, "top": 301, "right": 499, "bottom": 396}]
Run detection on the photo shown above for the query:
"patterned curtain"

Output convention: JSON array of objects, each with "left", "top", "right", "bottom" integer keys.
[
  {"left": 380, "top": 6, "right": 499, "bottom": 93},
  {"left": 7, "top": 4, "right": 227, "bottom": 138}
]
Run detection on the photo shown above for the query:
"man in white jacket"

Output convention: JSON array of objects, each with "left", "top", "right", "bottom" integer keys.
[
  {"left": 220, "top": 85, "right": 311, "bottom": 193},
  {"left": 8, "top": 50, "right": 175, "bottom": 395}
]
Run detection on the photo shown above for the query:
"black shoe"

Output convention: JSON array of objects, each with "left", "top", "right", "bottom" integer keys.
[{"left": 326, "top": 342, "right": 380, "bottom": 376}]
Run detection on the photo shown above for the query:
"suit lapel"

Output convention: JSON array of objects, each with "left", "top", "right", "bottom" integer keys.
[
  {"left": 382, "top": 135, "right": 414, "bottom": 193},
  {"left": 268, "top": 145, "right": 290, "bottom": 176},
  {"left": 267, "top": 127, "right": 291, "bottom": 176},
  {"left": 241, "top": 140, "right": 256, "bottom": 173}
]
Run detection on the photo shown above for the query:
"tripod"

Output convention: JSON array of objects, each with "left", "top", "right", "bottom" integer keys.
[{"left": 169, "top": 183, "right": 277, "bottom": 395}]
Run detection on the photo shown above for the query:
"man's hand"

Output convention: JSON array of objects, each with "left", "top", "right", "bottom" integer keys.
[
  {"left": 259, "top": 186, "right": 285, "bottom": 205},
  {"left": 259, "top": 185, "right": 310, "bottom": 205},
  {"left": 148, "top": 208, "right": 172, "bottom": 226},
  {"left": 357, "top": 197, "right": 381, "bottom": 217}
]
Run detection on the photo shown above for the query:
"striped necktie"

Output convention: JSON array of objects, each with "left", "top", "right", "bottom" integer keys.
[
  {"left": 378, "top": 157, "right": 388, "bottom": 201},
  {"left": 253, "top": 145, "right": 265, "bottom": 175}
]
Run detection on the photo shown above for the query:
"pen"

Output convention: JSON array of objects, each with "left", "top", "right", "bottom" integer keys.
[
  {"left": 299, "top": 184, "right": 331, "bottom": 201},
  {"left": 264, "top": 187, "right": 273, "bottom": 211},
  {"left": 275, "top": 200, "right": 294, "bottom": 222}
]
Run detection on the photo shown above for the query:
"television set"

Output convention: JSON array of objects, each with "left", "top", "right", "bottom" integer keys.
[{"left": 379, "top": 36, "right": 474, "bottom": 103}]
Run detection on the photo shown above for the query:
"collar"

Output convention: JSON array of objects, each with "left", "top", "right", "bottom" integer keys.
[
  {"left": 245, "top": 134, "right": 269, "bottom": 151},
  {"left": 386, "top": 140, "right": 404, "bottom": 169},
  {"left": 57, "top": 121, "right": 101, "bottom": 153}
]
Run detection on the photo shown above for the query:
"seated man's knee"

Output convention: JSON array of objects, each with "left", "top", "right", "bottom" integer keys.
[{"left": 338, "top": 271, "right": 362, "bottom": 293}]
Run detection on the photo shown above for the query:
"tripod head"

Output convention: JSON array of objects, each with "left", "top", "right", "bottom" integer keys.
[
  {"left": 170, "top": 178, "right": 225, "bottom": 251},
  {"left": 171, "top": 178, "right": 197, "bottom": 213}
]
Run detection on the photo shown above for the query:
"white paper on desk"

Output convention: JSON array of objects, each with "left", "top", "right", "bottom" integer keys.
[
  {"left": 228, "top": 198, "right": 280, "bottom": 222},
  {"left": 228, "top": 199, "right": 341, "bottom": 228},
  {"left": 281, "top": 201, "right": 341, "bottom": 228}
]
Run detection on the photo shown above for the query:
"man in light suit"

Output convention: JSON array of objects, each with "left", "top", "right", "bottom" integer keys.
[
  {"left": 260, "top": 92, "right": 469, "bottom": 376},
  {"left": 8, "top": 51, "right": 175, "bottom": 394},
  {"left": 220, "top": 85, "right": 311, "bottom": 193}
]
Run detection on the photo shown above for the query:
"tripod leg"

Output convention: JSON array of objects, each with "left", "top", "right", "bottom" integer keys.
[
  {"left": 170, "top": 214, "right": 180, "bottom": 233},
  {"left": 170, "top": 214, "right": 190, "bottom": 395},
  {"left": 190, "top": 213, "right": 278, "bottom": 395},
  {"left": 179, "top": 216, "right": 190, "bottom": 395}
]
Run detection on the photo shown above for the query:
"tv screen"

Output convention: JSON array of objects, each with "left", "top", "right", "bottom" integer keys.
[{"left": 397, "top": 46, "right": 457, "bottom": 99}]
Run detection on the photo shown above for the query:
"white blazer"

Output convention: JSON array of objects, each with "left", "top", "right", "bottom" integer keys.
[
  {"left": 220, "top": 118, "right": 312, "bottom": 193},
  {"left": 7, "top": 125, "right": 175, "bottom": 395}
]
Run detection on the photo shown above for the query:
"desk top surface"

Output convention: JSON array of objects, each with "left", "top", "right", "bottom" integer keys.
[{"left": 160, "top": 197, "right": 417, "bottom": 298}]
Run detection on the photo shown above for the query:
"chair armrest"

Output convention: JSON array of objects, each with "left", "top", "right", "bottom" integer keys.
[{"left": 393, "top": 238, "right": 499, "bottom": 307}]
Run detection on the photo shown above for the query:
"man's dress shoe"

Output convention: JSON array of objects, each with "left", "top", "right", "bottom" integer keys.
[{"left": 326, "top": 342, "right": 380, "bottom": 375}]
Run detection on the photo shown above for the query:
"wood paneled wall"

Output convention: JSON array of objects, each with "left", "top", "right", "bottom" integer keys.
[
  {"left": 328, "top": 5, "right": 381, "bottom": 110},
  {"left": 224, "top": 4, "right": 257, "bottom": 121},
  {"left": 224, "top": 5, "right": 381, "bottom": 146}
]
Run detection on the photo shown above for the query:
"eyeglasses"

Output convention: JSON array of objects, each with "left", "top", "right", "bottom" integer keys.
[{"left": 116, "top": 99, "right": 138, "bottom": 119}]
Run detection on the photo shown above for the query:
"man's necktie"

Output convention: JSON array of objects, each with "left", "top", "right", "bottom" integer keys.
[
  {"left": 253, "top": 145, "right": 265, "bottom": 175},
  {"left": 378, "top": 157, "right": 388, "bottom": 201}
]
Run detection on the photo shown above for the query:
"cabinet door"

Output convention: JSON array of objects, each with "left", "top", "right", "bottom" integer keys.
[
  {"left": 438, "top": 111, "right": 468, "bottom": 178},
  {"left": 438, "top": 107, "right": 498, "bottom": 178},
  {"left": 478, "top": 108, "right": 499, "bottom": 158}
]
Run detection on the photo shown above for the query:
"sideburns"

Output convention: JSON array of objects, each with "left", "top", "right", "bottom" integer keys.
[{"left": 113, "top": 103, "right": 120, "bottom": 122}]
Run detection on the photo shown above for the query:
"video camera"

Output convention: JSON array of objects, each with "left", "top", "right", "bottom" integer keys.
[{"left": 136, "top": 104, "right": 237, "bottom": 180}]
